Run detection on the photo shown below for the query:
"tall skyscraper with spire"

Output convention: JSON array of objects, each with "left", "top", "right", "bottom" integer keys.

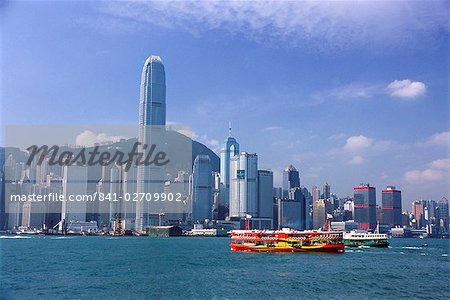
[
  {"left": 219, "top": 123, "right": 239, "bottom": 219},
  {"left": 136, "top": 55, "right": 166, "bottom": 231},
  {"left": 138, "top": 55, "right": 166, "bottom": 126}
]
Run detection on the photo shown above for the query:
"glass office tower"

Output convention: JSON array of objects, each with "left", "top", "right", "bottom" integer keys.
[
  {"left": 353, "top": 184, "right": 376, "bottom": 230},
  {"left": 136, "top": 55, "right": 166, "bottom": 231}
]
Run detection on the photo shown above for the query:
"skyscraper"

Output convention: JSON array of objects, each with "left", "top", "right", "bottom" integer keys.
[
  {"left": 437, "top": 197, "right": 449, "bottom": 234},
  {"left": 61, "top": 165, "right": 88, "bottom": 230},
  {"left": 312, "top": 199, "right": 326, "bottom": 229},
  {"left": 257, "top": 170, "right": 273, "bottom": 219},
  {"left": 138, "top": 55, "right": 166, "bottom": 126},
  {"left": 219, "top": 125, "right": 239, "bottom": 218},
  {"left": 301, "top": 187, "right": 312, "bottom": 229},
  {"left": 412, "top": 200, "right": 425, "bottom": 229},
  {"left": 381, "top": 186, "right": 402, "bottom": 228},
  {"left": 229, "top": 152, "right": 257, "bottom": 218},
  {"left": 323, "top": 182, "right": 330, "bottom": 200},
  {"left": 282, "top": 165, "right": 300, "bottom": 199},
  {"left": 192, "top": 155, "right": 213, "bottom": 222},
  {"left": 353, "top": 184, "right": 376, "bottom": 230},
  {"left": 136, "top": 55, "right": 166, "bottom": 231},
  {"left": 312, "top": 185, "right": 320, "bottom": 202},
  {"left": 278, "top": 198, "right": 303, "bottom": 230}
]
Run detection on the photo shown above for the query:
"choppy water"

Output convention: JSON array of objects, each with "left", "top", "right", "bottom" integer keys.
[{"left": 1, "top": 236, "right": 449, "bottom": 299}]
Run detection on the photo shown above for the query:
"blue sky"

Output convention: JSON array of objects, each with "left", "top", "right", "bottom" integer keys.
[{"left": 1, "top": 1, "right": 449, "bottom": 208}]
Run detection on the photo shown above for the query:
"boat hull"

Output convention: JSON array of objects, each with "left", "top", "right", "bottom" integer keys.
[
  {"left": 230, "top": 229, "right": 345, "bottom": 253},
  {"left": 344, "top": 240, "right": 389, "bottom": 248},
  {"left": 231, "top": 243, "right": 344, "bottom": 253}
]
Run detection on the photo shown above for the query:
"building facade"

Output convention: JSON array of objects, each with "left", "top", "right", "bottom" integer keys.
[
  {"left": 257, "top": 170, "right": 273, "bottom": 219},
  {"left": 282, "top": 165, "right": 300, "bottom": 199},
  {"left": 192, "top": 155, "right": 213, "bottom": 222},
  {"left": 381, "top": 186, "right": 402, "bottom": 228},
  {"left": 229, "top": 152, "right": 258, "bottom": 218},
  {"left": 437, "top": 197, "right": 449, "bottom": 234},
  {"left": 353, "top": 184, "right": 376, "bottom": 230},
  {"left": 312, "top": 199, "right": 332, "bottom": 229},
  {"left": 219, "top": 128, "right": 239, "bottom": 218},
  {"left": 136, "top": 55, "right": 166, "bottom": 231}
]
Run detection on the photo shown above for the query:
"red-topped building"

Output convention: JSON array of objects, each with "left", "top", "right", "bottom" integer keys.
[
  {"left": 353, "top": 184, "right": 376, "bottom": 230},
  {"left": 382, "top": 186, "right": 402, "bottom": 228}
]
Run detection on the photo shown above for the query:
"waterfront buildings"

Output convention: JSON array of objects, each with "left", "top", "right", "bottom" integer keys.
[
  {"left": 21, "top": 201, "right": 45, "bottom": 230},
  {"left": 353, "top": 184, "right": 376, "bottom": 230},
  {"left": 192, "top": 155, "right": 213, "bottom": 222},
  {"left": 382, "top": 186, "right": 402, "bottom": 228}
]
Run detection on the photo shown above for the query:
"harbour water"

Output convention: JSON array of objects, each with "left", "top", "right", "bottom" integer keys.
[{"left": 1, "top": 236, "right": 449, "bottom": 299}]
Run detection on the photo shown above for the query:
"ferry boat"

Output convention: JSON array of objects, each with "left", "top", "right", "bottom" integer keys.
[
  {"left": 230, "top": 228, "right": 345, "bottom": 253},
  {"left": 343, "top": 231, "right": 389, "bottom": 247}
]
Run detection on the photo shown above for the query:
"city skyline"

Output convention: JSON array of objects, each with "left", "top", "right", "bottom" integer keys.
[
  {"left": 2, "top": 3, "right": 449, "bottom": 299},
  {"left": 1, "top": 1, "right": 449, "bottom": 205}
]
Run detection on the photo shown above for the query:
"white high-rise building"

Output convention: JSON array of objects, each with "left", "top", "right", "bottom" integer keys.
[
  {"left": 229, "top": 152, "right": 258, "bottom": 218},
  {"left": 60, "top": 165, "right": 88, "bottom": 230}
]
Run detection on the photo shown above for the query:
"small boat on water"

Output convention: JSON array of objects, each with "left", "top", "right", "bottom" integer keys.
[
  {"left": 343, "top": 222, "right": 389, "bottom": 248},
  {"left": 230, "top": 228, "right": 345, "bottom": 253},
  {"left": 343, "top": 231, "right": 389, "bottom": 247}
]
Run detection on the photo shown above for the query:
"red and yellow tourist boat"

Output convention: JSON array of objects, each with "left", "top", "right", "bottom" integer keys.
[{"left": 230, "top": 228, "right": 345, "bottom": 253}]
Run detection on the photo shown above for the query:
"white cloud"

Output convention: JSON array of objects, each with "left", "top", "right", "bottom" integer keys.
[
  {"left": 344, "top": 135, "right": 373, "bottom": 151},
  {"left": 205, "top": 139, "right": 219, "bottom": 147},
  {"left": 405, "top": 158, "right": 450, "bottom": 183},
  {"left": 310, "top": 83, "right": 381, "bottom": 105},
  {"left": 348, "top": 155, "right": 365, "bottom": 165},
  {"left": 263, "top": 126, "right": 282, "bottom": 131},
  {"left": 329, "top": 84, "right": 380, "bottom": 100},
  {"left": 190, "top": 132, "right": 221, "bottom": 153},
  {"left": 404, "top": 169, "right": 445, "bottom": 183},
  {"left": 387, "top": 80, "right": 426, "bottom": 98},
  {"left": 75, "top": 130, "right": 126, "bottom": 147},
  {"left": 425, "top": 131, "right": 450, "bottom": 147},
  {"left": 328, "top": 133, "right": 347, "bottom": 140},
  {"left": 428, "top": 158, "right": 450, "bottom": 170},
  {"left": 96, "top": 1, "right": 447, "bottom": 50}
]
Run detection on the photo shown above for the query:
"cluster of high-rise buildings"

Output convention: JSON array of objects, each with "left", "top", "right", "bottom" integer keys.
[{"left": 0, "top": 55, "right": 449, "bottom": 236}]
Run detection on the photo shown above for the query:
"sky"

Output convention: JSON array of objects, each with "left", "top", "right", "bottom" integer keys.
[{"left": 1, "top": 0, "right": 449, "bottom": 208}]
